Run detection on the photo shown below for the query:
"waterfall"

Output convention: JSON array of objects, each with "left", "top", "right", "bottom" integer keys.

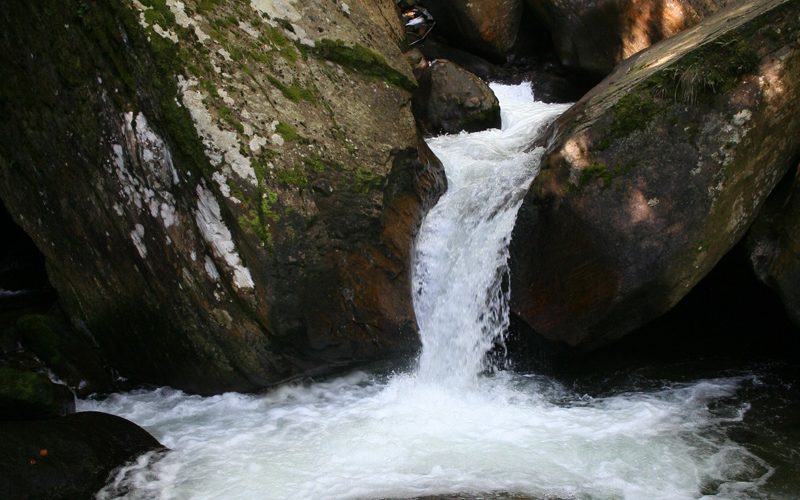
[
  {"left": 81, "top": 84, "right": 776, "bottom": 500},
  {"left": 413, "top": 83, "right": 568, "bottom": 385}
]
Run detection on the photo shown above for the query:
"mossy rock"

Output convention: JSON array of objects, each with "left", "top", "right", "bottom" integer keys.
[
  {"left": 14, "top": 314, "right": 113, "bottom": 397},
  {"left": 0, "top": 367, "right": 74, "bottom": 420}
]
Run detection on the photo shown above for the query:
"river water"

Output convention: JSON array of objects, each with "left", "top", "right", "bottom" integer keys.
[{"left": 81, "top": 84, "right": 800, "bottom": 499}]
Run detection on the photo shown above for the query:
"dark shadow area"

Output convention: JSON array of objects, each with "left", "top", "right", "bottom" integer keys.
[
  {"left": 504, "top": 241, "right": 800, "bottom": 381},
  {"left": 0, "top": 199, "right": 55, "bottom": 330},
  {"left": 401, "top": 1, "right": 600, "bottom": 104}
]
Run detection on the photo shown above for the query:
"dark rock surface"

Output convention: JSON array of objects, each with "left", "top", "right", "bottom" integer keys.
[
  {"left": 0, "top": 1, "right": 444, "bottom": 394},
  {"left": 415, "top": 38, "right": 594, "bottom": 103},
  {"left": 509, "top": 0, "right": 800, "bottom": 349},
  {"left": 424, "top": 0, "right": 525, "bottom": 62},
  {"left": 413, "top": 59, "right": 501, "bottom": 135},
  {"left": 0, "top": 367, "right": 74, "bottom": 420},
  {"left": 747, "top": 164, "right": 800, "bottom": 328},
  {"left": 526, "top": 0, "right": 739, "bottom": 76},
  {"left": 0, "top": 411, "right": 161, "bottom": 500}
]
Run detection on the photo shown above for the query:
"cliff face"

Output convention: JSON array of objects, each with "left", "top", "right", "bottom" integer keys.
[{"left": 0, "top": 0, "right": 444, "bottom": 394}]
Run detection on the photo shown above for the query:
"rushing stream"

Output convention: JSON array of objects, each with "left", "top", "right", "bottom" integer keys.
[{"left": 81, "top": 84, "right": 799, "bottom": 499}]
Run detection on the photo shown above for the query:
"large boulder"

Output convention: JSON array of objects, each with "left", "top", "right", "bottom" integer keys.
[
  {"left": 509, "top": 0, "right": 800, "bottom": 349},
  {"left": 527, "top": 0, "right": 739, "bottom": 76},
  {"left": 424, "top": 0, "right": 525, "bottom": 62},
  {"left": 0, "top": 411, "right": 161, "bottom": 500},
  {"left": 747, "top": 164, "right": 800, "bottom": 328},
  {"left": 412, "top": 59, "right": 501, "bottom": 135},
  {"left": 0, "top": 1, "right": 445, "bottom": 394}
]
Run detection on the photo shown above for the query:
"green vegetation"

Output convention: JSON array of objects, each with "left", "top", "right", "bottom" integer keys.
[
  {"left": 650, "top": 36, "right": 759, "bottom": 104},
  {"left": 354, "top": 167, "right": 384, "bottom": 193},
  {"left": 276, "top": 121, "right": 302, "bottom": 142},
  {"left": 312, "top": 39, "right": 415, "bottom": 92},
  {"left": 276, "top": 166, "right": 308, "bottom": 188},
  {"left": 15, "top": 315, "right": 63, "bottom": 367},
  {"left": 578, "top": 161, "right": 634, "bottom": 189},
  {"left": 260, "top": 26, "right": 299, "bottom": 64},
  {"left": 597, "top": 29, "right": 761, "bottom": 151},
  {"left": 304, "top": 157, "right": 327, "bottom": 172},
  {"left": 217, "top": 105, "right": 244, "bottom": 133},
  {"left": 267, "top": 75, "right": 316, "bottom": 103},
  {"left": 597, "top": 92, "right": 664, "bottom": 150},
  {"left": 196, "top": 0, "right": 223, "bottom": 14},
  {"left": 579, "top": 162, "right": 613, "bottom": 188},
  {"left": 139, "top": 0, "right": 176, "bottom": 27}
]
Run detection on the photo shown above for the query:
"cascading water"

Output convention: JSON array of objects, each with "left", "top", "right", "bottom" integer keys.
[
  {"left": 81, "top": 84, "right": 783, "bottom": 500},
  {"left": 413, "top": 84, "right": 568, "bottom": 385}
]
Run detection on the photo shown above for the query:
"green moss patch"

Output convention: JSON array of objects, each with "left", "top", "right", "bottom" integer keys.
[
  {"left": 312, "top": 39, "right": 415, "bottom": 92},
  {"left": 578, "top": 162, "right": 634, "bottom": 189},
  {"left": 597, "top": 92, "right": 665, "bottom": 150},
  {"left": 276, "top": 121, "right": 302, "bottom": 142},
  {"left": 267, "top": 75, "right": 316, "bottom": 103}
]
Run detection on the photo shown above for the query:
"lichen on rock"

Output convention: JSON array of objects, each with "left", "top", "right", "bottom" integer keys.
[{"left": 0, "top": 0, "right": 443, "bottom": 393}]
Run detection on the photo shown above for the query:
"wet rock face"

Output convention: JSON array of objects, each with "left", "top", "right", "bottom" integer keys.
[
  {"left": 509, "top": 0, "right": 800, "bottom": 349},
  {"left": 412, "top": 60, "right": 501, "bottom": 136},
  {"left": 527, "top": 0, "right": 739, "bottom": 76},
  {"left": 424, "top": 0, "right": 525, "bottom": 62},
  {"left": 747, "top": 165, "right": 800, "bottom": 328},
  {"left": 0, "top": 411, "right": 161, "bottom": 500},
  {"left": 0, "top": 1, "right": 444, "bottom": 394}
]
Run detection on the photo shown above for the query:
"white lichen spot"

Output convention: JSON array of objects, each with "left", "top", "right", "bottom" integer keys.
[
  {"left": 647, "top": 197, "right": 660, "bottom": 207},
  {"left": 204, "top": 255, "right": 221, "bottom": 281},
  {"left": 152, "top": 24, "right": 179, "bottom": 43},
  {"left": 250, "top": 0, "right": 301, "bottom": 22},
  {"left": 211, "top": 171, "right": 241, "bottom": 204},
  {"left": 708, "top": 179, "right": 724, "bottom": 198},
  {"left": 733, "top": 109, "right": 752, "bottom": 126},
  {"left": 217, "top": 88, "right": 236, "bottom": 106},
  {"left": 132, "top": 113, "right": 181, "bottom": 185},
  {"left": 727, "top": 195, "right": 747, "bottom": 234},
  {"left": 195, "top": 184, "right": 255, "bottom": 290},
  {"left": 113, "top": 113, "right": 181, "bottom": 232},
  {"left": 160, "top": 202, "right": 177, "bottom": 227},
  {"left": 271, "top": 133, "right": 285, "bottom": 146},
  {"left": 239, "top": 21, "right": 260, "bottom": 38},
  {"left": 178, "top": 77, "right": 258, "bottom": 186},
  {"left": 243, "top": 122, "right": 254, "bottom": 137},
  {"left": 249, "top": 135, "right": 267, "bottom": 154},
  {"left": 190, "top": 251, "right": 197, "bottom": 261},
  {"left": 341, "top": 2, "right": 350, "bottom": 15},
  {"left": 218, "top": 48, "right": 234, "bottom": 62},
  {"left": 286, "top": 24, "right": 314, "bottom": 47},
  {"left": 130, "top": 224, "right": 147, "bottom": 258}
]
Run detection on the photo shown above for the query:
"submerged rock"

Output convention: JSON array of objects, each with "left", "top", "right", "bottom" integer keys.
[
  {"left": 526, "top": 0, "right": 739, "bottom": 76},
  {"left": 0, "top": 411, "right": 161, "bottom": 500},
  {"left": 413, "top": 59, "right": 501, "bottom": 135},
  {"left": 0, "top": 1, "right": 444, "bottom": 394},
  {"left": 747, "top": 164, "right": 800, "bottom": 328},
  {"left": 510, "top": 0, "right": 800, "bottom": 349}
]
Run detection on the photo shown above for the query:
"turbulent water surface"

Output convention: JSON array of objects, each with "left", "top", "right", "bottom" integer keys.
[{"left": 82, "top": 84, "right": 798, "bottom": 499}]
